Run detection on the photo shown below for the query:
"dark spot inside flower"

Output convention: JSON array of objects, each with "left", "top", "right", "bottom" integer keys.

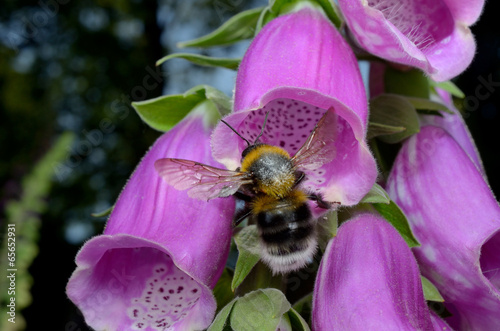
[
  {"left": 176, "top": 304, "right": 182, "bottom": 307},
  {"left": 287, "top": 104, "right": 292, "bottom": 109},
  {"left": 180, "top": 277, "right": 184, "bottom": 280},
  {"left": 179, "top": 297, "right": 183, "bottom": 299},
  {"left": 302, "top": 134, "right": 307, "bottom": 138},
  {"left": 173, "top": 277, "right": 176, "bottom": 280},
  {"left": 147, "top": 291, "right": 152, "bottom": 294},
  {"left": 163, "top": 296, "right": 170, "bottom": 301},
  {"left": 297, "top": 118, "right": 304, "bottom": 122},
  {"left": 169, "top": 289, "right": 174, "bottom": 294},
  {"left": 287, "top": 133, "right": 293, "bottom": 136},
  {"left": 277, "top": 101, "right": 284, "bottom": 105},
  {"left": 192, "top": 289, "right": 198, "bottom": 293},
  {"left": 133, "top": 309, "right": 138, "bottom": 317},
  {"left": 174, "top": 310, "right": 178, "bottom": 313},
  {"left": 159, "top": 288, "right": 164, "bottom": 293}
]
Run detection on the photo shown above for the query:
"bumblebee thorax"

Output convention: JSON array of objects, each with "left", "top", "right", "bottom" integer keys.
[{"left": 240, "top": 144, "right": 296, "bottom": 197}]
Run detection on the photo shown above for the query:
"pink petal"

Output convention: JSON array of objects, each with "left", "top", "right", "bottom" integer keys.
[
  {"left": 387, "top": 126, "right": 500, "bottom": 329},
  {"left": 425, "top": 23, "right": 476, "bottom": 81},
  {"left": 67, "top": 235, "right": 216, "bottom": 330},
  {"left": 421, "top": 88, "right": 485, "bottom": 176},
  {"left": 211, "top": 8, "right": 377, "bottom": 207},
  {"left": 312, "top": 213, "right": 437, "bottom": 330},
  {"left": 441, "top": 0, "right": 485, "bottom": 25},
  {"left": 338, "top": 0, "right": 480, "bottom": 81},
  {"left": 67, "top": 112, "right": 235, "bottom": 330}
]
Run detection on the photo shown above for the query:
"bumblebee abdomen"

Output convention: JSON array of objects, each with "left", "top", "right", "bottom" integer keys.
[{"left": 255, "top": 200, "right": 318, "bottom": 274}]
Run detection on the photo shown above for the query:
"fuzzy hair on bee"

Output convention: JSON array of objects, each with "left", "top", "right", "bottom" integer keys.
[{"left": 155, "top": 109, "right": 338, "bottom": 274}]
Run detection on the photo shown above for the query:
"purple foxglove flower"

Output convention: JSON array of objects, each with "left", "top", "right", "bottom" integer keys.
[
  {"left": 313, "top": 213, "right": 447, "bottom": 330},
  {"left": 66, "top": 111, "right": 234, "bottom": 330},
  {"left": 338, "top": 0, "right": 485, "bottom": 81},
  {"left": 211, "top": 7, "right": 377, "bottom": 210},
  {"left": 420, "top": 88, "right": 485, "bottom": 176},
  {"left": 387, "top": 126, "right": 500, "bottom": 329}
]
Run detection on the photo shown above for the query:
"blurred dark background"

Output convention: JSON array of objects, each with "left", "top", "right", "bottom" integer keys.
[{"left": 0, "top": 0, "right": 498, "bottom": 329}]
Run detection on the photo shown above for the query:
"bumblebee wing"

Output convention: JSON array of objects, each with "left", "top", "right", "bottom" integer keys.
[
  {"left": 155, "top": 158, "right": 252, "bottom": 200},
  {"left": 291, "top": 109, "right": 337, "bottom": 170}
]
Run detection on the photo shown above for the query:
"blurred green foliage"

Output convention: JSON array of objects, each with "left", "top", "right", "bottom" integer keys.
[{"left": 0, "top": 132, "right": 74, "bottom": 331}]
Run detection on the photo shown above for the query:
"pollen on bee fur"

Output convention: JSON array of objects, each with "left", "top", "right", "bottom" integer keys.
[
  {"left": 240, "top": 145, "right": 291, "bottom": 172},
  {"left": 240, "top": 145, "right": 296, "bottom": 198}
]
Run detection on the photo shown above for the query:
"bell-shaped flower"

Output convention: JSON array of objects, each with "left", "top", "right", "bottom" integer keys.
[
  {"left": 211, "top": 7, "right": 377, "bottom": 210},
  {"left": 387, "top": 126, "right": 500, "bottom": 329},
  {"left": 312, "top": 213, "right": 448, "bottom": 330},
  {"left": 66, "top": 109, "right": 235, "bottom": 330},
  {"left": 338, "top": 0, "right": 485, "bottom": 81},
  {"left": 420, "top": 88, "right": 485, "bottom": 176}
]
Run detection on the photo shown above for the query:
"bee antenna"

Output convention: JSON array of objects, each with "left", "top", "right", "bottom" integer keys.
[
  {"left": 221, "top": 119, "right": 251, "bottom": 146},
  {"left": 254, "top": 111, "right": 270, "bottom": 144}
]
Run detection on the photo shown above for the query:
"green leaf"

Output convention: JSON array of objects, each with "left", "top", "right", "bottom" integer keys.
[
  {"left": 314, "top": 0, "right": 343, "bottom": 27},
  {"left": 317, "top": 211, "right": 337, "bottom": 252},
  {"left": 178, "top": 7, "right": 264, "bottom": 48},
  {"left": 208, "top": 298, "right": 238, "bottom": 331},
  {"left": 367, "top": 122, "right": 406, "bottom": 140},
  {"left": 232, "top": 225, "right": 261, "bottom": 291},
  {"left": 403, "top": 97, "right": 453, "bottom": 114},
  {"left": 156, "top": 53, "right": 240, "bottom": 70},
  {"left": 230, "top": 289, "right": 292, "bottom": 331},
  {"left": 269, "top": 0, "right": 342, "bottom": 28},
  {"left": 214, "top": 269, "right": 235, "bottom": 313},
  {"left": 369, "top": 94, "right": 420, "bottom": 144},
  {"left": 360, "top": 183, "right": 391, "bottom": 204},
  {"left": 430, "top": 80, "right": 465, "bottom": 98},
  {"left": 132, "top": 85, "right": 229, "bottom": 131},
  {"left": 132, "top": 93, "right": 205, "bottom": 131},
  {"left": 421, "top": 276, "right": 445, "bottom": 302},
  {"left": 288, "top": 308, "right": 311, "bottom": 331},
  {"left": 255, "top": 6, "right": 276, "bottom": 32},
  {"left": 185, "top": 85, "right": 232, "bottom": 117},
  {"left": 384, "top": 68, "right": 429, "bottom": 98},
  {"left": 292, "top": 293, "right": 312, "bottom": 314},
  {"left": 373, "top": 201, "right": 420, "bottom": 247},
  {"left": 91, "top": 205, "right": 113, "bottom": 218}
]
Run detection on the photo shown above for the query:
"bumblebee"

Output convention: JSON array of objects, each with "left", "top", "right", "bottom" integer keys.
[{"left": 155, "top": 110, "right": 337, "bottom": 274}]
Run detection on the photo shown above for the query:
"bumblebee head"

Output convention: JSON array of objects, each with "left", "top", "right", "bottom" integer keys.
[
  {"left": 221, "top": 112, "right": 270, "bottom": 161},
  {"left": 240, "top": 143, "right": 263, "bottom": 161}
]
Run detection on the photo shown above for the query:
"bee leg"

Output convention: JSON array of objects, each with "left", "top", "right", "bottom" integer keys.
[
  {"left": 293, "top": 171, "right": 306, "bottom": 188},
  {"left": 233, "top": 208, "right": 252, "bottom": 226},
  {"left": 308, "top": 193, "right": 333, "bottom": 209}
]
